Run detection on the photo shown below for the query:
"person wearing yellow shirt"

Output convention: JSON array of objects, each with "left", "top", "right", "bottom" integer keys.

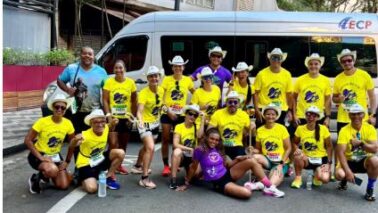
[
  {"left": 132, "top": 66, "right": 164, "bottom": 189},
  {"left": 291, "top": 106, "right": 332, "bottom": 189},
  {"left": 66, "top": 109, "right": 125, "bottom": 193},
  {"left": 103, "top": 59, "right": 137, "bottom": 175},
  {"left": 160, "top": 56, "right": 195, "bottom": 176},
  {"left": 208, "top": 91, "right": 255, "bottom": 160},
  {"left": 227, "top": 62, "right": 255, "bottom": 114},
  {"left": 25, "top": 94, "right": 75, "bottom": 194},
  {"left": 335, "top": 104, "right": 378, "bottom": 201},
  {"left": 170, "top": 105, "right": 205, "bottom": 190},
  {"left": 191, "top": 67, "right": 221, "bottom": 124},
  {"left": 253, "top": 48, "right": 294, "bottom": 127},
  {"left": 293, "top": 53, "right": 331, "bottom": 127},
  {"left": 248, "top": 103, "right": 291, "bottom": 196},
  {"left": 332, "top": 49, "right": 376, "bottom": 133}
]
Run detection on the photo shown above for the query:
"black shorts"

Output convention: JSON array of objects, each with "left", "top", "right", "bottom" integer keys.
[
  {"left": 77, "top": 151, "right": 111, "bottom": 183},
  {"left": 347, "top": 158, "right": 367, "bottom": 174},
  {"left": 179, "top": 156, "right": 192, "bottom": 169},
  {"left": 225, "top": 146, "right": 246, "bottom": 160},
  {"left": 28, "top": 152, "right": 62, "bottom": 170},
  {"left": 160, "top": 114, "right": 185, "bottom": 127},
  {"left": 212, "top": 170, "right": 233, "bottom": 193},
  {"left": 304, "top": 157, "right": 328, "bottom": 171},
  {"left": 115, "top": 118, "right": 133, "bottom": 133},
  {"left": 71, "top": 111, "right": 91, "bottom": 134}
]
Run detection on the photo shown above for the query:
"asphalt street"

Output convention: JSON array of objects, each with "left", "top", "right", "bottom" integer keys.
[{"left": 3, "top": 140, "right": 378, "bottom": 213}]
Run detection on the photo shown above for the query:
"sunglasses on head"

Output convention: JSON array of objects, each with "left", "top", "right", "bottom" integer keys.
[
  {"left": 211, "top": 54, "right": 222, "bottom": 58},
  {"left": 187, "top": 111, "right": 199, "bottom": 118},
  {"left": 54, "top": 105, "right": 66, "bottom": 111},
  {"left": 155, "top": 94, "right": 160, "bottom": 105},
  {"left": 202, "top": 75, "right": 213, "bottom": 81},
  {"left": 341, "top": 59, "right": 353, "bottom": 64},
  {"left": 175, "top": 81, "right": 180, "bottom": 91},
  {"left": 227, "top": 100, "right": 238, "bottom": 106},
  {"left": 270, "top": 55, "right": 282, "bottom": 62}
]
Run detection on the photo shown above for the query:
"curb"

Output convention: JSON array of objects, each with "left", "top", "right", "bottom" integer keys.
[{"left": 3, "top": 143, "right": 27, "bottom": 157}]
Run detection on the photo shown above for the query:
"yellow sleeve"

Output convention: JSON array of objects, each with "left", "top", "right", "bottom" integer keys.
[
  {"left": 67, "top": 120, "right": 75, "bottom": 135},
  {"left": 337, "top": 127, "right": 349, "bottom": 145},
  {"left": 365, "top": 72, "right": 374, "bottom": 90},
  {"left": 294, "top": 126, "right": 302, "bottom": 138},
  {"left": 293, "top": 77, "right": 301, "bottom": 94},
  {"left": 281, "top": 125, "right": 290, "bottom": 139},
  {"left": 333, "top": 76, "right": 341, "bottom": 95},
  {"left": 254, "top": 72, "right": 262, "bottom": 91},
  {"left": 103, "top": 78, "right": 112, "bottom": 91},
  {"left": 131, "top": 79, "right": 137, "bottom": 93},
  {"left": 174, "top": 124, "right": 181, "bottom": 134},
  {"left": 324, "top": 77, "right": 332, "bottom": 96},
  {"left": 321, "top": 125, "right": 331, "bottom": 138},
  {"left": 366, "top": 125, "right": 377, "bottom": 141},
  {"left": 191, "top": 90, "right": 199, "bottom": 105},
  {"left": 215, "top": 86, "right": 221, "bottom": 100},
  {"left": 138, "top": 90, "right": 147, "bottom": 105},
  {"left": 242, "top": 111, "right": 250, "bottom": 128},
  {"left": 209, "top": 111, "right": 220, "bottom": 127},
  {"left": 32, "top": 118, "right": 43, "bottom": 133},
  {"left": 286, "top": 73, "right": 294, "bottom": 92},
  {"left": 161, "top": 77, "right": 169, "bottom": 91},
  {"left": 187, "top": 77, "right": 194, "bottom": 90}
]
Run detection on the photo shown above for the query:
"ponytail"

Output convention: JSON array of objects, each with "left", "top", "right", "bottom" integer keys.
[{"left": 315, "top": 121, "right": 320, "bottom": 142}]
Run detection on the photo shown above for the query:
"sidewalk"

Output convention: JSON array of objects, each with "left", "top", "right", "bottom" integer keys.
[{"left": 3, "top": 108, "right": 42, "bottom": 155}]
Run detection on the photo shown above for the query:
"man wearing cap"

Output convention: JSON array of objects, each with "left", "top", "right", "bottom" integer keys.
[
  {"left": 253, "top": 48, "right": 294, "bottom": 127},
  {"left": 65, "top": 109, "right": 125, "bottom": 192},
  {"left": 293, "top": 53, "right": 331, "bottom": 126},
  {"left": 333, "top": 49, "right": 376, "bottom": 133},
  {"left": 336, "top": 104, "right": 378, "bottom": 201},
  {"left": 191, "top": 46, "right": 232, "bottom": 93},
  {"left": 208, "top": 91, "right": 255, "bottom": 159},
  {"left": 57, "top": 46, "right": 108, "bottom": 134}
]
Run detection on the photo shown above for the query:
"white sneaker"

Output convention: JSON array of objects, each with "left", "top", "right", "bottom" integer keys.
[
  {"left": 263, "top": 185, "right": 285, "bottom": 198},
  {"left": 244, "top": 181, "right": 264, "bottom": 191},
  {"left": 130, "top": 166, "right": 151, "bottom": 174}
]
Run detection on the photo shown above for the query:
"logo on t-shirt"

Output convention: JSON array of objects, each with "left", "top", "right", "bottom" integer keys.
[
  {"left": 305, "top": 91, "right": 319, "bottom": 103},
  {"left": 265, "top": 141, "right": 278, "bottom": 151},
  {"left": 223, "top": 128, "right": 237, "bottom": 139},
  {"left": 206, "top": 105, "right": 216, "bottom": 115},
  {"left": 183, "top": 139, "right": 195, "bottom": 148},
  {"left": 208, "top": 152, "right": 220, "bottom": 162},
  {"left": 152, "top": 106, "right": 160, "bottom": 116},
  {"left": 304, "top": 141, "right": 317, "bottom": 151},
  {"left": 171, "top": 90, "right": 184, "bottom": 101},
  {"left": 47, "top": 136, "right": 61, "bottom": 148},
  {"left": 114, "top": 93, "right": 127, "bottom": 104},
  {"left": 343, "top": 89, "right": 357, "bottom": 103},
  {"left": 268, "top": 87, "right": 281, "bottom": 99}
]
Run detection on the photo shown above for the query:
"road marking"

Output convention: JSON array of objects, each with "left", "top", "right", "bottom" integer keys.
[{"left": 46, "top": 143, "right": 162, "bottom": 212}]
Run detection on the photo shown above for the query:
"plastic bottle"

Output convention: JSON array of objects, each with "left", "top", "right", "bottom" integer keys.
[
  {"left": 98, "top": 171, "right": 107, "bottom": 198},
  {"left": 306, "top": 170, "right": 313, "bottom": 191}
]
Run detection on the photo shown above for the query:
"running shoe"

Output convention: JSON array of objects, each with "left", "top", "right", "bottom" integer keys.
[
  {"left": 263, "top": 185, "right": 285, "bottom": 198},
  {"left": 39, "top": 174, "right": 50, "bottom": 184},
  {"left": 169, "top": 181, "right": 178, "bottom": 190},
  {"left": 337, "top": 180, "right": 348, "bottom": 191},
  {"left": 365, "top": 188, "right": 376, "bottom": 201},
  {"left": 106, "top": 177, "right": 121, "bottom": 190},
  {"left": 244, "top": 181, "right": 264, "bottom": 191},
  {"left": 161, "top": 165, "right": 171, "bottom": 177},
  {"left": 130, "top": 166, "right": 152, "bottom": 174},
  {"left": 139, "top": 178, "right": 157, "bottom": 189},
  {"left": 312, "top": 176, "right": 323, "bottom": 187},
  {"left": 291, "top": 176, "right": 303, "bottom": 189},
  {"left": 116, "top": 165, "right": 129, "bottom": 175},
  {"left": 28, "top": 173, "right": 41, "bottom": 194}
]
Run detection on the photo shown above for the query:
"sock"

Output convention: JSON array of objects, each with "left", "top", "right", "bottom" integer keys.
[
  {"left": 141, "top": 175, "right": 148, "bottom": 180},
  {"left": 134, "top": 164, "right": 141, "bottom": 168},
  {"left": 367, "top": 178, "right": 376, "bottom": 190},
  {"left": 163, "top": 157, "right": 169, "bottom": 166},
  {"left": 261, "top": 176, "right": 272, "bottom": 188}
]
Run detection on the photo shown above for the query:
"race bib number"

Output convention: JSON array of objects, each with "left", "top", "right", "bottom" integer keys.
[
  {"left": 169, "top": 104, "right": 183, "bottom": 114},
  {"left": 112, "top": 105, "right": 127, "bottom": 116},
  {"left": 90, "top": 154, "right": 105, "bottom": 167},
  {"left": 223, "top": 139, "right": 235, "bottom": 147},
  {"left": 148, "top": 120, "right": 160, "bottom": 130},
  {"left": 45, "top": 153, "right": 61, "bottom": 163},
  {"left": 267, "top": 153, "right": 281, "bottom": 163},
  {"left": 308, "top": 157, "right": 322, "bottom": 165}
]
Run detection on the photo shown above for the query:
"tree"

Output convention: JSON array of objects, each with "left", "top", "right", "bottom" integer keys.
[{"left": 277, "top": 0, "right": 377, "bottom": 13}]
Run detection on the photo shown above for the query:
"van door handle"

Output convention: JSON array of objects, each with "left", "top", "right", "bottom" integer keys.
[{"left": 135, "top": 79, "right": 147, "bottom": 84}]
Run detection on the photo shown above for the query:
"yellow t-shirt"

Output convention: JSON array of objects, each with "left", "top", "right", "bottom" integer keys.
[
  {"left": 103, "top": 77, "right": 137, "bottom": 119},
  {"left": 256, "top": 124, "right": 289, "bottom": 163},
  {"left": 191, "top": 85, "right": 221, "bottom": 118},
  {"left": 337, "top": 122, "right": 377, "bottom": 161},
  {"left": 294, "top": 124, "right": 330, "bottom": 158},
  {"left": 33, "top": 116, "right": 75, "bottom": 155},
  {"left": 333, "top": 69, "right": 374, "bottom": 123},
  {"left": 254, "top": 67, "right": 293, "bottom": 110},
  {"left": 174, "top": 123, "right": 198, "bottom": 148},
  {"left": 233, "top": 80, "right": 255, "bottom": 109},
  {"left": 209, "top": 108, "right": 250, "bottom": 147},
  {"left": 138, "top": 86, "right": 165, "bottom": 123},
  {"left": 294, "top": 73, "right": 331, "bottom": 119},
  {"left": 76, "top": 125, "right": 109, "bottom": 168},
  {"left": 161, "top": 76, "right": 194, "bottom": 114}
]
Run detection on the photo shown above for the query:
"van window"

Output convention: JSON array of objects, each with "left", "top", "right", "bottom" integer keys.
[{"left": 98, "top": 35, "right": 148, "bottom": 74}]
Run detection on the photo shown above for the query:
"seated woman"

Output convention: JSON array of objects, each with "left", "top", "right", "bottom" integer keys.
[
  {"left": 25, "top": 94, "right": 75, "bottom": 194},
  {"left": 291, "top": 106, "right": 332, "bottom": 188},
  {"left": 176, "top": 128, "right": 284, "bottom": 199}
]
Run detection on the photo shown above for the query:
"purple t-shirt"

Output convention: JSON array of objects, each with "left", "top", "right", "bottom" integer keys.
[
  {"left": 191, "top": 65, "right": 232, "bottom": 91},
  {"left": 193, "top": 147, "right": 226, "bottom": 181}
]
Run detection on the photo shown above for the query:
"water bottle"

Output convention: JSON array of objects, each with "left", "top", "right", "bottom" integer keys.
[
  {"left": 306, "top": 170, "right": 313, "bottom": 191},
  {"left": 98, "top": 171, "right": 107, "bottom": 198}
]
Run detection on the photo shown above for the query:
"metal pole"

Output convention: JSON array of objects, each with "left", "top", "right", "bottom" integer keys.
[{"left": 174, "top": 0, "right": 180, "bottom": 11}]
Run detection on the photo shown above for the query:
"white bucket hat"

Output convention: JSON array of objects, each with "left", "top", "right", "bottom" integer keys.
[
  {"left": 145, "top": 66, "right": 164, "bottom": 76},
  {"left": 304, "top": 53, "right": 325, "bottom": 68},
  {"left": 305, "top": 105, "right": 323, "bottom": 119},
  {"left": 262, "top": 103, "right": 282, "bottom": 120},
  {"left": 47, "top": 93, "right": 71, "bottom": 111},
  {"left": 226, "top": 91, "right": 242, "bottom": 102},
  {"left": 168, "top": 55, "right": 189, "bottom": 66},
  {"left": 267, "top": 48, "right": 287, "bottom": 62},
  {"left": 337, "top": 49, "right": 357, "bottom": 63},
  {"left": 183, "top": 104, "right": 201, "bottom": 114},
  {"left": 84, "top": 109, "right": 106, "bottom": 126},
  {"left": 348, "top": 103, "right": 365, "bottom": 114},
  {"left": 208, "top": 46, "right": 227, "bottom": 59},
  {"left": 232, "top": 62, "right": 253, "bottom": 72},
  {"left": 200, "top": 67, "right": 214, "bottom": 77}
]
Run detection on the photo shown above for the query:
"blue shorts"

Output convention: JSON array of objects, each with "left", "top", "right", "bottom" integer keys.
[{"left": 264, "top": 156, "right": 289, "bottom": 175}]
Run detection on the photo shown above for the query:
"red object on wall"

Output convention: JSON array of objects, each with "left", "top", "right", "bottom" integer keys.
[{"left": 3, "top": 65, "right": 64, "bottom": 92}]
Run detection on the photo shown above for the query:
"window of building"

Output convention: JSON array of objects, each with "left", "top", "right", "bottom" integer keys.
[{"left": 186, "top": 0, "right": 215, "bottom": 9}]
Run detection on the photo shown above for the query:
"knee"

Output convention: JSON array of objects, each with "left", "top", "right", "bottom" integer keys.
[
  {"left": 144, "top": 141, "right": 154, "bottom": 153},
  {"left": 240, "top": 188, "right": 252, "bottom": 199},
  {"left": 366, "top": 156, "right": 378, "bottom": 168},
  {"left": 335, "top": 168, "right": 345, "bottom": 180},
  {"left": 172, "top": 148, "right": 182, "bottom": 157},
  {"left": 55, "top": 179, "right": 70, "bottom": 190},
  {"left": 83, "top": 182, "right": 97, "bottom": 194},
  {"left": 293, "top": 154, "right": 303, "bottom": 163},
  {"left": 112, "top": 149, "right": 125, "bottom": 159},
  {"left": 42, "top": 164, "right": 59, "bottom": 178}
]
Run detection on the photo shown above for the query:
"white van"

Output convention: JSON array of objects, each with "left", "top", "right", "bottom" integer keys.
[{"left": 44, "top": 11, "right": 378, "bottom": 125}]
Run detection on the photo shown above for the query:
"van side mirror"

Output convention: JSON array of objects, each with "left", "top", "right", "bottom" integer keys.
[{"left": 135, "top": 79, "right": 147, "bottom": 84}]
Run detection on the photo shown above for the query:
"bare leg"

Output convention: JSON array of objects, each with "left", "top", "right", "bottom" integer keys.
[
  {"left": 82, "top": 178, "right": 97, "bottom": 193},
  {"left": 108, "top": 149, "right": 125, "bottom": 177},
  {"left": 53, "top": 170, "right": 72, "bottom": 190},
  {"left": 366, "top": 156, "right": 378, "bottom": 179},
  {"left": 224, "top": 182, "right": 252, "bottom": 199},
  {"left": 161, "top": 124, "right": 171, "bottom": 166},
  {"left": 315, "top": 164, "right": 331, "bottom": 183},
  {"left": 38, "top": 162, "right": 59, "bottom": 179},
  {"left": 171, "top": 148, "right": 183, "bottom": 179},
  {"left": 142, "top": 136, "right": 155, "bottom": 176},
  {"left": 230, "top": 158, "right": 266, "bottom": 181}
]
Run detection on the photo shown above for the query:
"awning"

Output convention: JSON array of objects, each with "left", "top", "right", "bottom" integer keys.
[{"left": 84, "top": 2, "right": 137, "bottom": 22}]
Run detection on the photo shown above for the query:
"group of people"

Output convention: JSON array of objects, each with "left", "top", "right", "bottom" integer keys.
[{"left": 25, "top": 45, "right": 378, "bottom": 201}]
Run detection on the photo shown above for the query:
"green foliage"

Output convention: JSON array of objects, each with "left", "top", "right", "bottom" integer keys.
[{"left": 45, "top": 48, "right": 75, "bottom": 66}]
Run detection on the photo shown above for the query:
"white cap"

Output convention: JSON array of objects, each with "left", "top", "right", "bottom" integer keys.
[
  {"left": 145, "top": 66, "right": 164, "bottom": 76},
  {"left": 262, "top": 103, "right": 282, "bottom": 121},
  {"left": 337, "top": 49, "right": 357, "bottom": 63},
  {"left": 183, "top": 104, "right": 201, "bottom": 114},
  {"left": 84, "top": 109, "right": 106, "bottom": 126},
  {"left": 208, "top": 46, "right": 227, "bottom": 59},
  {"left": 267, "top": 48, "right": 287, "bottom": 62},
  {"left": 200, "top": 67, "right": 214, "bottom": 77},
  {"left": 168, "top": 55, "right": 189, "bottom": 66},
  {"left": 304, "top": 53, "right": 325, "bottom": 68},
  {"left": 305, "top": 105, "right": 323, "bottom": 118},
  {"left": 348, "top": 103, "right": 365, "bottom": 114},
  {"left": 232, "top": 62, "right": 253, "bottom": 72},
  {"left": 47, "top": 93, "right": 71, "bottom": 111},
  {"left": 226, "top": 91, "right": 242, "bottom": 102}
]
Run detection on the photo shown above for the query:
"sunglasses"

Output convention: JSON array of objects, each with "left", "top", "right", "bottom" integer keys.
[
  {"left": 341, "top": 59, "right": 353, "bottom": 64},
  {"left": 175, "top": 81, "right": 180, "bottom": 91},
  {"left": 202, "top": 75, "right": 213, "bottom": 81},
  {"left": 155, "top": 94, "right": 160, "bottom": 105},
  {"left": 54, "top": 105, "right": 66, "bottom": 111},
  {"left": 270, "top": 55, "right": 282, "bottom": 62},
  {"left": 211, "top": 54, "right": 222, "bottom": 58},
  {"left": 187, "top": 111, "right": 199, "bottom": 118},
  {"left": 227, "top": 100, "right": 239, "bottom": 105},
  {"left": 305, "top": 112, "right": 318, "bottom": 117}
]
